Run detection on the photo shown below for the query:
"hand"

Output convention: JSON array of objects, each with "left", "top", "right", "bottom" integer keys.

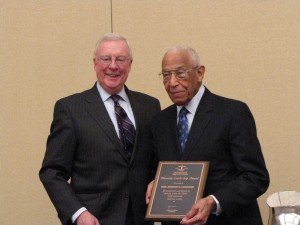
[
  {"left": 76, "top": 211, "right": 100, "bottom": 225},
  {"left": 145, "top": 180, "right": 155, "bottom": 204},
  {"left": 180, "top": 196, "right": 216, "bottom": 225}
]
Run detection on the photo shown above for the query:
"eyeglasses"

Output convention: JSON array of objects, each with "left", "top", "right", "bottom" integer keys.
[
  {"left": 96, "top": 56, "right": 130, "bottom": 65},
  {"left": 159, "top": 66, "right": 199, "bottom": 82}
]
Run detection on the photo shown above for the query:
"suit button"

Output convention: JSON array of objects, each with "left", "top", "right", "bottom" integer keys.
[{"left": 124, "top": 193, "right": 129, "bottom": 198}]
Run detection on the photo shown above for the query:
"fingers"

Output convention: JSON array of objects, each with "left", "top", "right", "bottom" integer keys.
[
  {"left": 180, "top": 196, "right": 215, "bottom": 225},
  {"left": 180, "top": 206, "right": 207, "bottom": 225},
  {"left": 76, "top": 211, "right": 100, "bottom": 225},
  {"left": 145, "top": 180, "right": 155, "bottom": 204}
]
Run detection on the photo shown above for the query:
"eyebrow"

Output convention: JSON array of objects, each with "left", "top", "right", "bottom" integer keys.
[{"left": 162, "top": 66, "right": 186, "bottom": 71}]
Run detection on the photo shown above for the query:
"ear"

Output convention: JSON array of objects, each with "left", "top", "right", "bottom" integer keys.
[
  {"left": 198, "top": 65, "right": 205, "bottom": 75},
  {"left": 197, "top": 65, "right": 205, "bottom": 81},
  {"left": 127, "top": 59, "right": 133, "bottom": 72}
]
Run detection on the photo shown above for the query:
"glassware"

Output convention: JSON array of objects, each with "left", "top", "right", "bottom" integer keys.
[{"left": 267, "top": 191, "right": 300, "bottom": 225}]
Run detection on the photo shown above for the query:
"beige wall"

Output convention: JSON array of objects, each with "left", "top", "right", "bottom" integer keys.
[{"left": 1, "top": 1, "right": 299, "bottom": 224}]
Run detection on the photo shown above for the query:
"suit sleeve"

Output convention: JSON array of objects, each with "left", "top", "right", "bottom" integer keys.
[
  {"left": 39, "top": 100, "right": 83, "bottom": 225},
  {"left": 213, "top": 103, "right": 270, "bottom": 216}
]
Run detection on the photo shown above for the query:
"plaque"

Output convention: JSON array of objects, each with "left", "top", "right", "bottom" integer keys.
[{"left": 145, "top": 161, "right": 209, "bottom": 221}]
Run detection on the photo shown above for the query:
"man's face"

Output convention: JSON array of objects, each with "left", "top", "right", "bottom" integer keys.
[
  {"left": 162, "top": 50, "right": 205, "bottom": 106},
  {"left": 94, "top": 40, "right": 132, "bottom": 94}
]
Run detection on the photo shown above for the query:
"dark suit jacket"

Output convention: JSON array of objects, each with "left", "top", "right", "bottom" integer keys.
[
  {"left": 150, "top": 88, "right": 269, "bottom": 225},
  {"left": 39, "top": 83, "right": 160, "bottom": 225}
]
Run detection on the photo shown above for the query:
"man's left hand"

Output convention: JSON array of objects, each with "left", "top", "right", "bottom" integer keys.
[{"left": 180, "top": 196, "right": 216, "bottom": 225}]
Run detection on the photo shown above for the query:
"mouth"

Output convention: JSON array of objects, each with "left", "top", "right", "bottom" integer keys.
[
  {"left": 170, "top": 90, "right": 185, "bottom": 98},
  {"left": 106, "top": 73, "right": 120, "bottom": 78},
  {"left": 170, "top": 90, "right": 183, "bottom": 95}
]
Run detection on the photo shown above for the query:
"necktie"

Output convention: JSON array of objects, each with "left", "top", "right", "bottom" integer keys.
[
  {"left": 178, "top": 107, "right": 189, "bottom": 152},
  {"left": 111, "top": 95, "right": 136, "bottom": 155}
]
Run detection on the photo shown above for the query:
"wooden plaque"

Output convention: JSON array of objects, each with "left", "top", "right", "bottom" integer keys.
[{"left": 145, "top": 161, "right": 209, "bottom": 221}]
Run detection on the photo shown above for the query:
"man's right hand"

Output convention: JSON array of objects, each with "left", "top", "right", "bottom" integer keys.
[
  {"left": 146, "top": 180, "right": 155, "bottom": 204},
  {"left": 76, "top": 211, "right": 100, "bottom": 225}
]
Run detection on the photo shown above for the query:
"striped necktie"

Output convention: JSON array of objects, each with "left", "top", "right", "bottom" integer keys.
[{"left": 111, "top": 95, "right": 136, "bottom": 155}]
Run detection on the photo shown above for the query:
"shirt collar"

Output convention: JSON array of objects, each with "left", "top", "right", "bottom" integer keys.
[
  {"left": 177, "top": 84, "right": 205, "bottom": 116},
  {"left": 96, "top": 82, "right": 129, "bottom": 103}
]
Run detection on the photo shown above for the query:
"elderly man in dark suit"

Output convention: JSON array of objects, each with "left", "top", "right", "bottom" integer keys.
[
  {"left": 146, "top": 46, "right": 269, "bottom": 225},
  {"left": 39, "top": 33, "right": 160, "bottom": 225}
]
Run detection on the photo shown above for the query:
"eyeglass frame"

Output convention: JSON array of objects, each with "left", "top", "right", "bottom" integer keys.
[
  {"left": 95, "top": 56, "right": 131, "bottom": 65},
  {"left": 158, "top": 66, "right": 199, "bottom": 82}
]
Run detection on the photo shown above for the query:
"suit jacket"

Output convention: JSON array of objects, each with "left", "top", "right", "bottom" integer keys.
[
  {"left": 150, "top": 88, "right": 269, "bottom": 225},
  {"left": 39, "top": 83, "right": 160, "bottom": 225}
]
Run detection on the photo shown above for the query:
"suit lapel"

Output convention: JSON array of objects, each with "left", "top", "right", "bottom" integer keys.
[
  {"left": 83, "top": 85, "right": 126, "bottom": 157},
  {"left": 126, "top": 88, "right": 144, "bottom": 164},
  {"left": 163, "top": 105, "right": 183, "bottom": 159},
  {"left": 182, "top": 89, "right": 213, "bottom": 160},
  {"left": 170, "top": 106, "right": 183, "bottom": 158}
]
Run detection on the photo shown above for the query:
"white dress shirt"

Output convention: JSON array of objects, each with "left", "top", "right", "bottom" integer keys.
[{"left": 97, "top": 82, "right": 136, "bottom": 135}]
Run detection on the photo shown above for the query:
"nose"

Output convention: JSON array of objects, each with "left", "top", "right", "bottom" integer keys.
[
  {"left": 108, "top": 60, "right": 118, "bottom": 69},
  {"left": 168, "top": 74, "right": 179, "bottom": 86}
]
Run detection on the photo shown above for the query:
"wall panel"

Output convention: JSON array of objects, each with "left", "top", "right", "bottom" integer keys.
[{"left": 0, "top": 1, "right": 111, "bottom": 224}]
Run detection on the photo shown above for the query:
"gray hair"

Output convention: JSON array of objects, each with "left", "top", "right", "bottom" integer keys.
[
  {"left": 165, "top": 45, "right": 201, "bottom": 66},
  {"left": 93, "top": 33, "right": 133, "bottom": 60}
]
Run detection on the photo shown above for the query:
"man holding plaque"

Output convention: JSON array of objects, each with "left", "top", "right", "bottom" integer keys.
[{"left": 146, "top": 45, "right": 269, "bottom": 225}]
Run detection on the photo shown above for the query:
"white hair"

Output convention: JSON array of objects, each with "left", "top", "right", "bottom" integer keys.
[{"left": 93, "top": 33, "right": 132, "bottom": 59}]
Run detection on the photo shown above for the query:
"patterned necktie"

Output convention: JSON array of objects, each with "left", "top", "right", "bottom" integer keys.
[
  {"left": 178, "top": 107, "right": 189, "bottom": 152},
  {"left": 111, "top": 95, "right": 136, "bottom": 155}
]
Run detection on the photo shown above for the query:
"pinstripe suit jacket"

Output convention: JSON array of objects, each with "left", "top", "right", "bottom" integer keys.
[
  {"left": 150, "top": 88, "right": 269, "bottom": 225},
  {"left": 39, "top": 83, "right": 160, "bottom": 225}
]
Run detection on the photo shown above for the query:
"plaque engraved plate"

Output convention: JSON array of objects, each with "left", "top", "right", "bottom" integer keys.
[{"left": 145, "top": 161, "right": 209, "bottom": 221}]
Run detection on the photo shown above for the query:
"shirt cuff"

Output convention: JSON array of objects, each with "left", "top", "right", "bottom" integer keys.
[
  {"left": 71, "top": 207, "right": 87, "bottom": 223},
  {"left": 209, "top": 195, "right": 223, "bottom": 216}
]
